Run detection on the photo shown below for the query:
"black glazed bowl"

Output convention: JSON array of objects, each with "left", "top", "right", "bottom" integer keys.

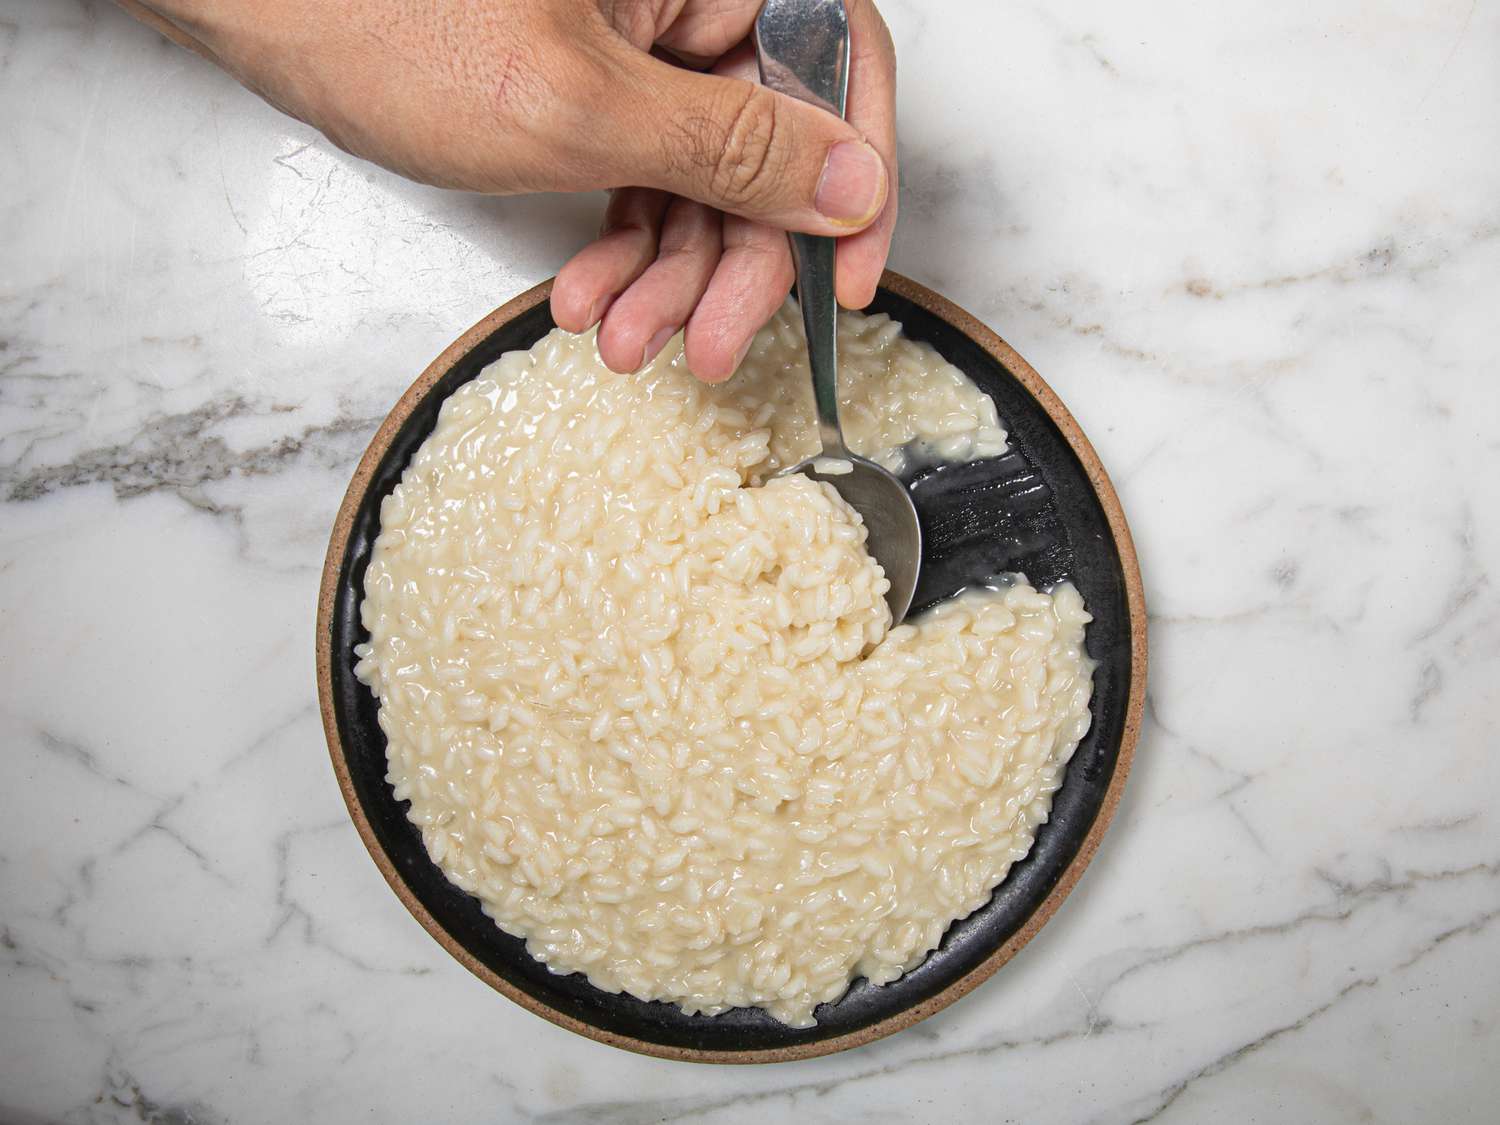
[{"left": 317, "top": 271, "right": 1147, "bottom": 1063}]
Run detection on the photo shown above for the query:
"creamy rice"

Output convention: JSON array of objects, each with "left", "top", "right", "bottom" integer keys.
[{"left": 354, "top": 305, "right": 1093, "bottom": 1026}]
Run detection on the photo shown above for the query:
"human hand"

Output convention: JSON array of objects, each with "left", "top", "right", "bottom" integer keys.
[{"left": 120, "top": 0, "right": 897, "bottom": 381}]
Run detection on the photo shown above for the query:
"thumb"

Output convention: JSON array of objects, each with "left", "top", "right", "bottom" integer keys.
[{"left": 597, "top": 56, "right": 889, "bottom": 236}]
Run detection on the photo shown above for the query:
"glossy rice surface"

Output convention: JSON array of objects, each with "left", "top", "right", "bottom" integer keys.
[{"left": 355, "top": 306, "right": 1093, "bottom": 1026}]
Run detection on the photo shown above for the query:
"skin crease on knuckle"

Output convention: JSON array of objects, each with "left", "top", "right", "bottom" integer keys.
[
  {"left": 598, "top": 0, "right": 680, "bottom": 48},
  {"left": 681, "top": 222, "right": 794, "bottom": 381},
  {"left": 655, "top": 0, "right": 759, "bottom": 59},
  {"left": 594, "top": 202, "right": 719, "bottom": 372},
  {"left": 702, "top": 84, "right": 788, "bottom": 213}
]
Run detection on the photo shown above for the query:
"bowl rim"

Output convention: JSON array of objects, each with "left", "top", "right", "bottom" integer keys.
[{"left": 316, "top": 269, "right": 1147, "bottom": 1064}]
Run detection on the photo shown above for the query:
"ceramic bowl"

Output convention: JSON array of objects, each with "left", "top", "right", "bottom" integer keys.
[{"left": 316, "top": 271, "right": 1146, "bottom": 1062}]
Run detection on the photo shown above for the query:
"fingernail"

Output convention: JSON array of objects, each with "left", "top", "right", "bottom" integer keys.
[
  {"left": 730, "top": 337, "right": 753, "bottom": 374},
  {"left": 815, "top": 142, "right": 887, "bottom": 226},
  {"left": 643, "top": 326, "right": 676, "bottom": 366}
]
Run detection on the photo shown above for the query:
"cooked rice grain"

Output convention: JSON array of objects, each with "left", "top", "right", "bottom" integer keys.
[{"left": 356, "top": 305, "right": 1092, "bottom": 1026}]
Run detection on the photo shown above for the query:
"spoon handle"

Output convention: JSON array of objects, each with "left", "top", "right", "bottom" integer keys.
[
  {"left": 754, "top": 0, "right": 849, "bottom": 116},
  {"left": 755, "top": 0, "right": 852, "bottom": 461},
  {"left": 787, "top": 233, "right": 848, "bottom": 459}
]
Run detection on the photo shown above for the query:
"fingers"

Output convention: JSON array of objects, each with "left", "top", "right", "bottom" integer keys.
[
  {"left": 592, "top": 51, "right": 889, "bottom": 238},
  {"left": 597, "top": 198, "right": 723, "bottom": 373},
  {"left": 835, "top": 0, "right": 898, "bottom": 308},
  {"left": 551, "top": 188, "right": 671, "bottom": 332},
  {"left": 560, "top": 1, "right": 899, "bottom": 379},
  {"left": 683, "top": 214, "right": 795, "bottom": 383},
  {"left": 633, "top": 1, "right": 898, "bottom": 306},
  {"left": 653, "top": 0, "right": 762, "bottom": 61}
]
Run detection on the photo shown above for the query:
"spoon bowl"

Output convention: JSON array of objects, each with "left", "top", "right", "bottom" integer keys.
[{"left": 784, "top": 453, "right": 921, "bottom": 624}]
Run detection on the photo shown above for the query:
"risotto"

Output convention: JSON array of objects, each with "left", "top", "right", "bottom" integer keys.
[{"left": 354, "top": 305, "right": 1094, "bottom": 1027}]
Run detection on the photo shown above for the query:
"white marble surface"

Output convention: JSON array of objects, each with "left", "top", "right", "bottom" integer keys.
[{"left": 3, "top": 0, "right": 1497, "bottom": 1120}]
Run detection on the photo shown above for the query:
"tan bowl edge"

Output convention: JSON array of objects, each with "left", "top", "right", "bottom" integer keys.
[{"left": 315, "top": 270, "right": 1148, "bottom": 1064}]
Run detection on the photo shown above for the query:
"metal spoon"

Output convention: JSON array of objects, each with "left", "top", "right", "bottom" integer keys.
[{"left": 754, "top": 0, "right": 922, "bottom": 624}]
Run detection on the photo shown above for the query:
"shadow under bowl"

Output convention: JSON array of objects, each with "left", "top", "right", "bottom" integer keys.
[{"left": 316, "top": 270, "right": 1147, "bottom": 1063}]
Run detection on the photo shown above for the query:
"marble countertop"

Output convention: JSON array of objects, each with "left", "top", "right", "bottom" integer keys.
[{"left": 3, "top": 1, "right": 1497, "bottom": 1121}]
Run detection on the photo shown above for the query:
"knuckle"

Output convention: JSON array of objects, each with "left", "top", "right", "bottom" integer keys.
[
  {"left": 603, "top": 0, "right": 658, "bottom": 45},
  {"left": 774, "top": 254, "right": 796, "bottom": 293},
  {"left": 875, "top": 15, "right": 896, "bottom": 67},
  {"left": 709, "top": 86, "right": 786, "bottom": 209},
  {"left": 848, "top": 0, "right": 897, "bottom": 70}
]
